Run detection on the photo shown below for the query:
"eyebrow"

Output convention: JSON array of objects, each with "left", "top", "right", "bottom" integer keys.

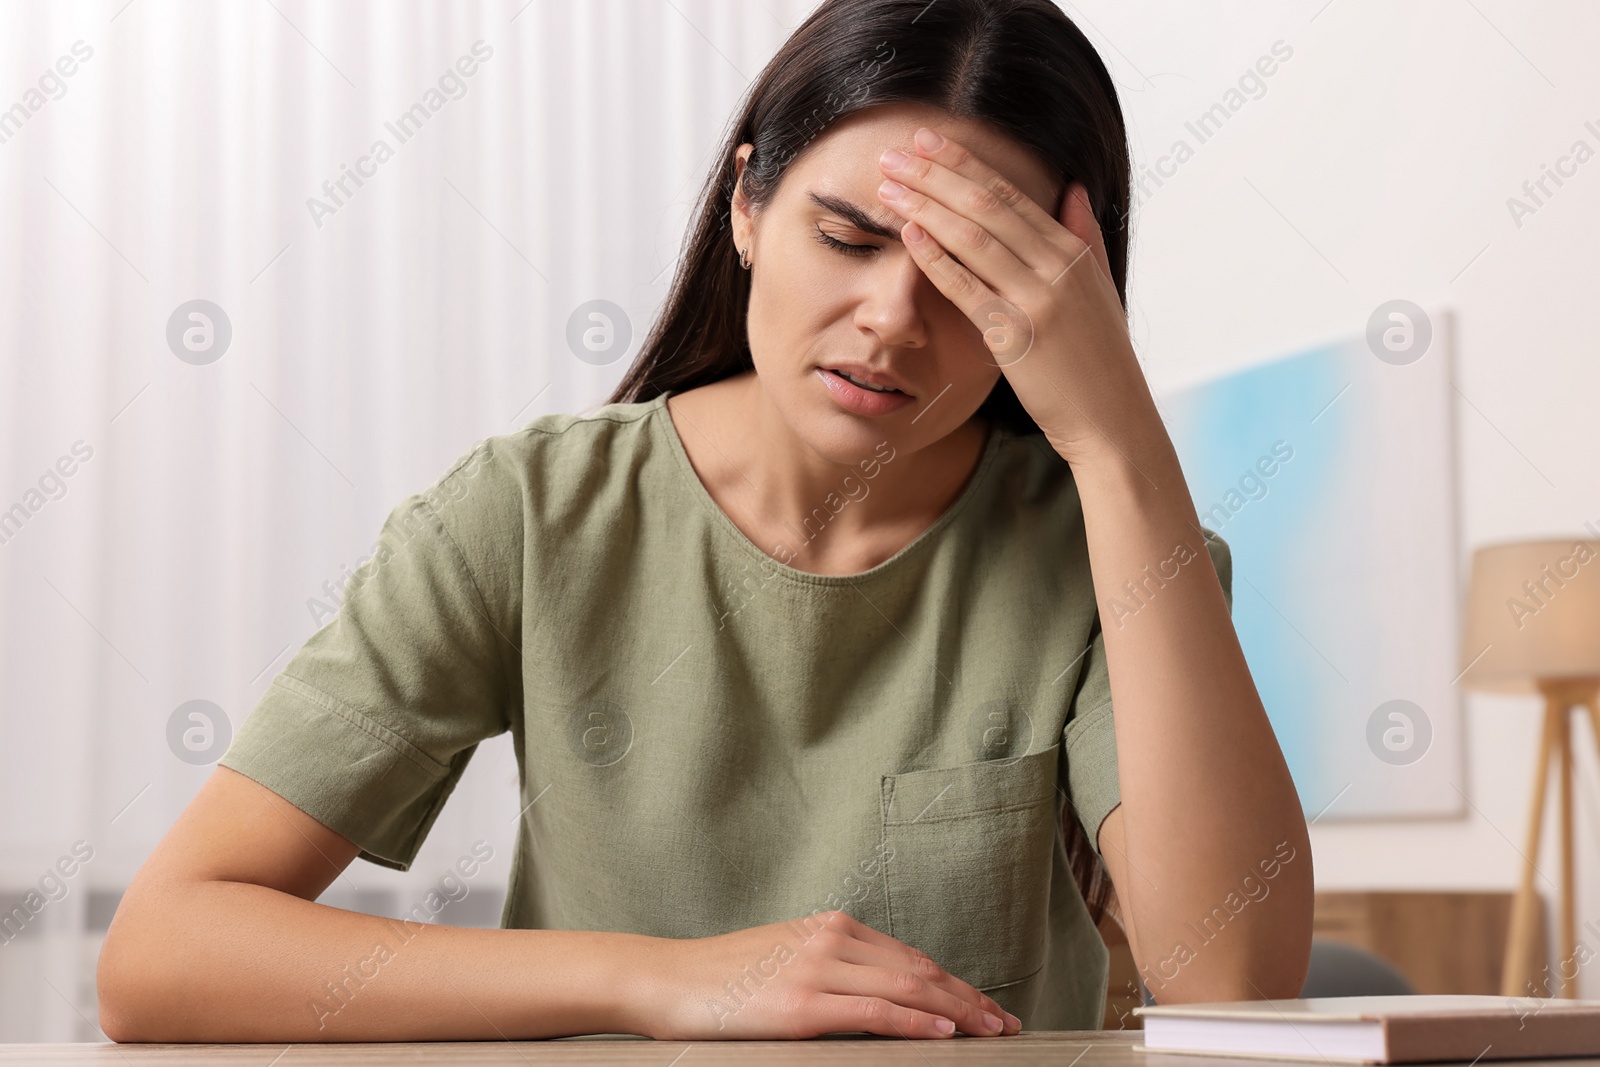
[{"left": 807, "top": 190, "right": 904, "bottom": 241}]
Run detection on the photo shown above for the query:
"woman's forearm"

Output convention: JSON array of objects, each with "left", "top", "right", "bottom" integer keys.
[
  {"left": 98, "top": 878, "right": 651, "bottom": 1042},
  {"left": 1071, "top": 428, "right": 1314, "bottom": 1003}
]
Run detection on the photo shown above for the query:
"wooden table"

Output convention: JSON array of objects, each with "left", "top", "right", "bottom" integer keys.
[{"left": 6, "top": 1032, "right": 1599, "bottom": 1065}]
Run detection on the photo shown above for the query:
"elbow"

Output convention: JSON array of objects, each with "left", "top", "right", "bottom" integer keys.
[
  {"left": 97, "top": 922, "right": 152, "bottom": 1042},
  {"left": 1144, "top": 845, "right": 1316, "bottom": 1004},
  {"left": 97, "top": 899, "right": 183, "bottom": 1043},
  {"left": 97, "top": 943, "right": 142, "bottom": 1042},
  {"left": 1248, "top": 942, "right": 1313, "bottom": 1000},
  {"left": 97, "top": 1002, "right": 144, "bottom": 1045},
  {"left": 1246, "top": 846, "right": 1316, "bottom": 999}
]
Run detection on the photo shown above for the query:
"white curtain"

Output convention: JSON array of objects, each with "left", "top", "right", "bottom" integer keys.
[{"left": 0, "top": 0, "right": 807, "bottom": 1041}]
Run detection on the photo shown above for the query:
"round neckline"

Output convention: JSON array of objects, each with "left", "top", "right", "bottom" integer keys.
[{"left": 650, "top": 390, "right": 1005, "bottom": 587}]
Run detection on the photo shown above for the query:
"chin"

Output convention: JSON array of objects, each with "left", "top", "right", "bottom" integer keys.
[{"left": 775, "top": 392, "right": 901, "bottom": 466}]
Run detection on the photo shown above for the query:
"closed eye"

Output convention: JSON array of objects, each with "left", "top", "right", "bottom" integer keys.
[{"left": 813, "top": 224, "right": 875, "bottom": 258}]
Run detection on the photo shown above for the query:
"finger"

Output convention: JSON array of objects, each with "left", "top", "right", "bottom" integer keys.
[
  {"left": 879, "top": 178, "right": 1034, "bottom": 305},
  {"left": 1059, "top": 180, "right": 1114, "bottom": 286},
  {"left": 905, "top": 129, "right": 1081, "bottom": 265},
  {"left": 824, "top": 911, "right": 941, "bottom": 962},
  {"left": 881, "top": 137, "right": 1064, "bottom": 276},
  {"left": 807, "top": 991, "right": 957, "bottom": 1040},
  {"left": 893, "top": 217, "right": 1001, "bottom": 321},
  {"left": 831, "top": 920, "right": 1019, "bottom": 1033},
  {"left": 834, "top": 962, "right": 1011, "bottom": 1037}
]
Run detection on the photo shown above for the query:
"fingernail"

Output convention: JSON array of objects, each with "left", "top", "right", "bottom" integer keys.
[
  {"left": 1006, "top": 1011, "right": 1022, "bottom": 1030},
  {"left": 935, "top": 1017, "right": 955, "bottom": 1034},
  {"left": 879, "top": 178, "right": 907, "bottom": 200},
  {"left": 983, "top": 1011, "right": 1003, "bottom": 1033},
  {"left": 915, "top": 127, "right": 944, "bottom": 152},
  {"left": 880, "top": 148, "right": 909, "bottom": 169}
]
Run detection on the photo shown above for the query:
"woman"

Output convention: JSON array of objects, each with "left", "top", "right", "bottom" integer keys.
[{"left": 98, "top": 0, "right": 1312, "bottom": 1042}]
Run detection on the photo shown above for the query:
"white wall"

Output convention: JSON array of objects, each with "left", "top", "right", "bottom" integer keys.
[
  {"left": 1105, "top": 0, "right": 1600, "bottom": 995},
  {"left": 1, "top": 0, "right": 1596, "bottom": 1040}
]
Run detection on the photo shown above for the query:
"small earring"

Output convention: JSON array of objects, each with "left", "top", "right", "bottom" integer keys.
[{"left": 739, "top": 246, "right": 751, "bottom": 270}]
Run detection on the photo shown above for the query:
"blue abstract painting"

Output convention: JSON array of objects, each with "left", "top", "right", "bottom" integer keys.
[{"left": 1160, "top": 314, "right": 1463, "bottom": 819}]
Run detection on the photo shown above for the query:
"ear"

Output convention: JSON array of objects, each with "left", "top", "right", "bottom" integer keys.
[{"left": 730, "top": 143, "right": 756, "bottom": 256}]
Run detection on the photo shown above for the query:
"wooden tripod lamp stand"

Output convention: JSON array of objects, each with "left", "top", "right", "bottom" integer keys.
[{"left": 1459, "top": 539, "right": 1600, "bottom": 999}]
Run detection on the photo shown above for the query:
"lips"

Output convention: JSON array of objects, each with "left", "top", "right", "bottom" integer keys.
[
  {"left": 819, "top": 365, "right": 914, "bottom": 398},
  {"left": 815, "top": 366, "right": 918, "bottom": 417}
]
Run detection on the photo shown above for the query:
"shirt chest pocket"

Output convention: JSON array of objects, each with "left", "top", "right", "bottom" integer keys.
[{"left": 879, "top": 745, "right": 1060, "bottom": 992}]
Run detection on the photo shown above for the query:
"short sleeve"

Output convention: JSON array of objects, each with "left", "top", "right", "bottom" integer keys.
[
  {"left": 1062, "top": 527, "right": 1233, "bottom": 857},
  {"left": 220, "top": 443, "right": 518, "bottom": 871}
]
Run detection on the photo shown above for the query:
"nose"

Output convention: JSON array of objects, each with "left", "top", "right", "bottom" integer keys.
[{"left": 854, "top": 246, "right": 934, "bottom": 349}]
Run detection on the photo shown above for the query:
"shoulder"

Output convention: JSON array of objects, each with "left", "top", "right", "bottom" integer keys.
[
  {"left": 424, "top": 396, "right": 666, "bottom": 516},
  {"left": 400, "top": 396, "right": 670, "bottom": 582},
  {"left": 982, "top": 427, "right": 1084, "bottom": 516},
  {"left": 499, "top": 395, "right": 664, "bottom": 468},
  {"left": 1200, "top": 525, "right": 1233, "bottom": 608},
  {"left": 978, "top": 428, "right": 1233, "bottom": 601},
  {"left": 512, "top": 396, "right": 665, "bottom": 444}
]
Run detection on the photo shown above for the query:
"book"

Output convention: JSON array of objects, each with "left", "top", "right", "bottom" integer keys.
[{"left": 1134, "top": 995, "right": 1600, "bottom": 1064}]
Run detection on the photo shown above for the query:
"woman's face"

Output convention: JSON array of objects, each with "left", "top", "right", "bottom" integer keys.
[{"left": 731, "top": 102, "right": 1063, "bottom": 466}]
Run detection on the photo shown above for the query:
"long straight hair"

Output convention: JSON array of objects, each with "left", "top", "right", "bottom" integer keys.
[{"left": 610, "top": 0, "right": 1130, "bottom": 925}]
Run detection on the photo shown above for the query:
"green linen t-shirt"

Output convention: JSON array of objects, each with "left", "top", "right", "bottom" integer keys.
[{"left": 219, "top": 391, "right": 1232, "bottom": 1031}]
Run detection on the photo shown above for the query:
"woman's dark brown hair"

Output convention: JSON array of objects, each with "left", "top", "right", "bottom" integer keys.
[{"left": 609, "top": 0, "right": 1131, "bottom": 925}]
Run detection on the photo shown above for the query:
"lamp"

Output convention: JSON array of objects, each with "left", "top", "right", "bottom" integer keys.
[{"left": 1459, "top": 538, "right": 1600, "bottom": 998}]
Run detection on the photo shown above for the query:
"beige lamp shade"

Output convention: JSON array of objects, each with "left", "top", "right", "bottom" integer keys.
[{"left": 1459, "top": 538, "right": 1600, "bottom": 694}]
